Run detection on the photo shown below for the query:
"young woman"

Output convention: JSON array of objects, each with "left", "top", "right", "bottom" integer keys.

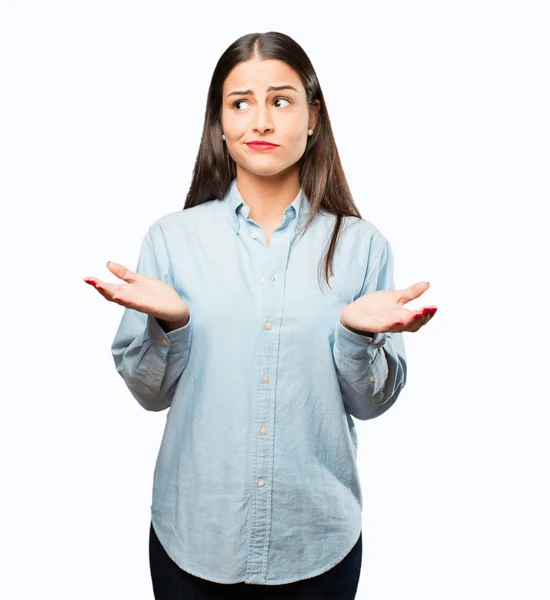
[{"left": 84, "top": 31, "right": 436, "bottom": 600}]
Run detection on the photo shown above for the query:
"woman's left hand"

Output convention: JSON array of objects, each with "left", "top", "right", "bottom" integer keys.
[{"left": 339, "top": 281, "right": 437, "bottom": 335}]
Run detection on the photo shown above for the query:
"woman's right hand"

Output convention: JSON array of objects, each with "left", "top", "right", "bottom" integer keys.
[{"left": 83, "top": 261, "right": 190, "bottom": 324}]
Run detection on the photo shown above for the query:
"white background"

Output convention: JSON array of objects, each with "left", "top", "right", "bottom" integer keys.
[{"left": 1, "top": 1, "right": 548, "bottom": 598}]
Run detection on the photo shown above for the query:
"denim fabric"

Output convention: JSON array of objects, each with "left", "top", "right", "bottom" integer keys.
[
  {"left": 149, "top": 520, "right": 362, "bottom": 600},
  {"left": 112, "top": 177, "right": 407, "bottom": 585}
]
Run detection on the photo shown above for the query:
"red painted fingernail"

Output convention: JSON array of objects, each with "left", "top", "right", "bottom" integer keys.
[{"left": 414, "top": 313, "right": 422, "bottom": 320}]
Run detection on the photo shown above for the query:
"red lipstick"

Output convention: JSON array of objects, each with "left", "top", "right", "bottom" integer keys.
[{"left": 246, "top": 141, "right": 279, "bottom": 151}]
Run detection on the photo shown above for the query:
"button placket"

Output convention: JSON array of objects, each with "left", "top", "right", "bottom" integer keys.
[{"left": 247, "top": 225, "right": 293, "bottom": 582}]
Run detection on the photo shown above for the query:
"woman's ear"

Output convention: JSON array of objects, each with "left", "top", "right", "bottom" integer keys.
[{"left": 309, "top": 99, "right": 321, "bottom": 131}]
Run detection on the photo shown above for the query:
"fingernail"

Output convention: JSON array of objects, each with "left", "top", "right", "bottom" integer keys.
[{"left": 414, "top": 313, "right": 422, "bottom": 320}]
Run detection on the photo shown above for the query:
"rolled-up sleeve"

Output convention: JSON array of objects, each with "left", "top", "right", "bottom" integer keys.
[
  {"left": 333, "top": 236, "right": 408, "bottom": 420},
  {"left": 110, "top": 222, "right": 192, "bottom": 412}
]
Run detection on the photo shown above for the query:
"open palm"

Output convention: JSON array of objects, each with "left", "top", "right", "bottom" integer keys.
[
  {"left": 340, "top": 281, "right": 437, "bottom": 335},
  {"left": 84, "top": 261, "right": 189, "bottom": 323}
]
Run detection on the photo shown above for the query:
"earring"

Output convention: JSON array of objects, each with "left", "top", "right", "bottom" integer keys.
[
  {"left": 222, "top": 134, "right": 226, "bottom": 141},
  {"left": 308, "top": 129, "right": 313, "bottom": 136}
]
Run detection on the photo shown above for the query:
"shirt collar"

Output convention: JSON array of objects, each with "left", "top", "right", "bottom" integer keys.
[{"left": 221, "top": 177, "right": 310, "bottom": 236}]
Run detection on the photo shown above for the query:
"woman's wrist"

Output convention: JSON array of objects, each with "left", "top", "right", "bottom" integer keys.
[
  {"left": 158, "top": 314, "right": 190, "bottom": 332},
  {"left": 340, "top": 317, "right": 375, "bottom": 337}
]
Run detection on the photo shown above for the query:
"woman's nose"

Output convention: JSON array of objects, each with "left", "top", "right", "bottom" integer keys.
[{"left": 253, "top": 106, "right": 273, "bottom": 133}]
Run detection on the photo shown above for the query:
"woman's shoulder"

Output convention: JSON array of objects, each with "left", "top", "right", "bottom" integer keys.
[
  {"left": 341, "top": 214, "right": 389, "bottom": 248},
  {"left": 149, "top": 200, "right": 218, "bottom": 235}
]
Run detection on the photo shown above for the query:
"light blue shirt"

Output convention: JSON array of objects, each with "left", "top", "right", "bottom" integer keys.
[{"left": 111, "top": 178, "right": 407, "bottom": 585}]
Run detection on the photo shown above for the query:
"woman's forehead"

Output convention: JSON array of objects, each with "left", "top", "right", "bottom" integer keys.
[{"left": 223, "top": 59, "right": 302, "bottom": 93}]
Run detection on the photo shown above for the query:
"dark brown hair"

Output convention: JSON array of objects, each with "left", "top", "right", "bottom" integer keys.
[{"left": 183, "top": 31, "right": 363, "bottom": 290}]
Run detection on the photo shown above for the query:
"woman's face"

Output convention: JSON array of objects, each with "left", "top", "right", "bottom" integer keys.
[{"left": 221, "top": 58, "right": 319, "bottom": 178}]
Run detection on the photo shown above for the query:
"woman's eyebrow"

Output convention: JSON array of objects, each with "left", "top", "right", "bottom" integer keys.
[{"left": 227, "top": 84, "right": 299, "bottom": 98}]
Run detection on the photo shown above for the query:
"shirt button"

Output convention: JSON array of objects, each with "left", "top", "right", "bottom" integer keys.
[
  {"left": 257, "top": 479, "right": 265, "bottom": 487},
  {"left": 161, "top": 338, "right": 169, "bottom": 346},
  {"left": 264, "top": 321, "right": 272, "bottom": 330},
  {"left": 296, "top": 223, "right": 302, "bottom": 231},
  {"left": 233, "top": 223, "right": 238, "bottom": 230},
  {"left": 369, "top": 375, "right": 375, "bottom": 382},
  {"left": 251, "top": 231, "right": 259, "bottom": 239},
  {"left": 259, "top": 426, "right": 267, "bottom": 435},
  {"left": 271, "top": 275, "right": 276, "bottom": 282},
  {"left": 261, "top": 374, "right": 270, "bottom": 383},
  {"left": 260, "top": 276, "right": 266, "bottom": 284}
]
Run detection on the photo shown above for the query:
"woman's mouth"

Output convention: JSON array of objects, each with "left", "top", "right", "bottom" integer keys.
[{"left": 246, "top": 142, "right": 279, "bottom": 151}]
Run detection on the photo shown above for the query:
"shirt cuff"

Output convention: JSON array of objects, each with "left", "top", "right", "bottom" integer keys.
[
  {"left": 145, "top": 314, "right": 192, "bottom": 356},
  {"left": 335, "top": 318, "right": 387, "bottom": 357}
]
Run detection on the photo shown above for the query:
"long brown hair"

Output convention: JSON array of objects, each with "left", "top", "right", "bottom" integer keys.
[{"left": 183, "top": 31, "right": 363, "bottom": 290}]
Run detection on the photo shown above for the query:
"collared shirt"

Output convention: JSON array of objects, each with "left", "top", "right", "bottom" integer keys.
[{"left": 111, "top": 177, "right": 407, "bottom": 585}]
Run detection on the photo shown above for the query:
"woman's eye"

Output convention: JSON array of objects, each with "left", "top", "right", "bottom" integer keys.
[
  {"left": 274, "top": 97, "right": 291, "bottom": 108},
  {"left": 231, "top": 97, "right": 292, "bottom": 110}
]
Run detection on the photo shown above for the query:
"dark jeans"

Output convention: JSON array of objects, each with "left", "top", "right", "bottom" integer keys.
[{"left": 149, "top": 521, "right": 362, "bottom": 600}]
